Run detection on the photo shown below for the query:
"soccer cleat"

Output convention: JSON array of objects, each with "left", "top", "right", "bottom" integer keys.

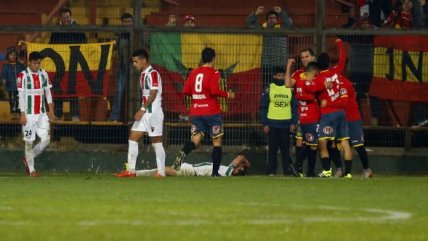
[
  {"left": 172, "top": 151, "right": 186, "bottom": 171},
  {"left": 362, "top": 168, "right": 374, "bottom": 178},
  {"left": 343, "top": 173, "right": 352, "bottom": 179},
  {"left": 29, "top": 171, "right": 40, "bottom": 177},
  {"left": 333, "top": 168, "right": 343, "bottom": 178},
  {"left": 21, "top": 157, "right": 30, "bottom": 174},
  {"left": 288, "top": 164, "right": 303, "bottom": 177},
  {"left": 115, "top": 170, "right": 136, "bottom": 178},
  {"left": 318, "top": 169, "right": 332, "bottom": 178}
]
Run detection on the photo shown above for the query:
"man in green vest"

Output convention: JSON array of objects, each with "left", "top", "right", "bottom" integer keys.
[{"left": 260, "top": 67, "right": 298, "bottom": 176}]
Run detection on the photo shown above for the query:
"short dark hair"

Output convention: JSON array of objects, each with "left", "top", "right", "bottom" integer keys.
[
  {"left": 317, "top": 52, "right": 330, "bottom": 70},
  {"left": 266, "top": 10, "right": 279, "bottom": 20},
  {"left": 132, "top": 49, "right": 149, "bottom": 60},
  {"left": 306, "top": 62, "right": 319, "bottom": 72},
  {"left": 29, "top": 51, "right": 42, "bottom": 61},
  {"left": 300, "top": 48, "right": 315, "bottom": 57},
  {"left": 121, "top": 13, "right": 133, "bottom": 21},
  {"left": 272, "top": 66, "right": 285, "bottom": 75},
  {"left": 201, "top": 47, "right": 215, "bottom": 64},
  {"left": 60, "top": 7, "right": 72, "bottom": 16}
]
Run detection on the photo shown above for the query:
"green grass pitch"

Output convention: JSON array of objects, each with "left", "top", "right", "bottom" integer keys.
[{"left": 0, "top": 174, "right": 427, "bottom": 241}]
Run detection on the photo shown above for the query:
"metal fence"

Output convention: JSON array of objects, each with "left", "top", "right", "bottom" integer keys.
[{"left": 0, "top": 7, "right": 427, "bottom": 147}]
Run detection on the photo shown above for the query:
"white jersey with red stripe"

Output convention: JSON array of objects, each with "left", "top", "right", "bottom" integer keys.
[
  {"left": 140, "top": 65, "right": 162, "bottom": 113},
  {"left": 17, "top": 67, "right": 52, "bottom": 115}
]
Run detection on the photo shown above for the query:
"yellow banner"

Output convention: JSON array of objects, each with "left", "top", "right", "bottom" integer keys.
[
  {"left": 25, "top": 41, "right": 114, "bottom": 72},
  {"left": 181, "top": 34, "right": 262, "bottom": 73}
]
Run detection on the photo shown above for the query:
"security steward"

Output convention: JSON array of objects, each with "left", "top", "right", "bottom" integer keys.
[{"left": 260, "top": 67, "right": 298, "bottom": 175}]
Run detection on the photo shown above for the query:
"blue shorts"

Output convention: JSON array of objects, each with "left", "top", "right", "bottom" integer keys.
[
  {"left": 190, "top": 114, "right": 224, "bottom": 139},
  {"left": 348, "top": 120, "right": 364, "bottom": 147},
  {"left": 301, "top": 122, "right": 319, "bottom": 146},
  {"left": 318, "top": 110, "right": 349, "bottom": 140}
]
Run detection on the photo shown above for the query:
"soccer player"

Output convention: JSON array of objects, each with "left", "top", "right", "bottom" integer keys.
[
  {"left": 128, "top": 152, "right": 251, "bottom": 177},
  {"left": 304, "top": 54, "right": 353, "bottom": 178},
  {"left": 339, "top": 75, "right": 373, "bottom": 178},
  {"left": 172, "top": 47, "right": 235, "bottom": 176},
  {"left": 285, "top": 49, "right": 317, "bottom": 176},
  {"left": 18, "top": 51, "right": 56, "bottom": 177},
  {"left": 286, "top": 59, "right": 320, "bottom": 177},
  {"left": 115, "top": 49, "right": 166, "bottom": 178}
]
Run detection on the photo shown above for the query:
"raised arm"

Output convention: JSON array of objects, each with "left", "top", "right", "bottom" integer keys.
[
  {"left": 285, "top": 58, "right": 296, "bottom": 88},
  {"left": 331, "top": 39, "right": 346, "bottom": 74}
]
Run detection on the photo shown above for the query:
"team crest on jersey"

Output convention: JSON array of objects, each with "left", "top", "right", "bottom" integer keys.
[
  {"left": 340, "top": 88, "right": 347, "bottom": 95},
  {"left": 305, "top": 133, "right": 314, "bottom": 142},
  {"left": 151, "top": 127, "right": 155, "bottom": 132},
  {"left": 305, "top": 81, "right": 312, "bottom": 86},
  {"left": 323, "top": 126, "right": 334, "bottom": 135},
  {"left": 212, "top": 126, "right": 221, "bottom": 135}
]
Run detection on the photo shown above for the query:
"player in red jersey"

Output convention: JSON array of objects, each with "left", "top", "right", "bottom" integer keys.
[
  {"left": 17, "top": 52, "right": 57, "bottom": 177},
  {"left": 285, "top": 49, "right": 317, "bottom": 176},
  {"left": 339, "top": 75, "right": 373, "bottom": 178},
  {"left": 286, "top": 59, "right": 319, "bottom": 177},
  {"left": 304, "top": 53, "right": 353, "bottom": 178},
  {"left": 172, "top": 47, "right": 235, "bottom": 176}
]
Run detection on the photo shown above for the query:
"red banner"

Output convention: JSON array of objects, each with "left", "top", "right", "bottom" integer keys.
[{"left": 369, "top": 36, "right": 428, "bottom": 102}]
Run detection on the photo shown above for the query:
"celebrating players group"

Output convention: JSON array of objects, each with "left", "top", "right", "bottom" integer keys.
[{"left": 18, "top": 39, "right": 372, "bottom": 178}]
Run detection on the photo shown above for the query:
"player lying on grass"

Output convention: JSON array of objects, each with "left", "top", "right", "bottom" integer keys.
[{"left": 117, "top": 152, "right": 251, "bottom": 177}]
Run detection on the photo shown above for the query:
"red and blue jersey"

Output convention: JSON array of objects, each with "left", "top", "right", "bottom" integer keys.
[{"left": 183, "top": 66, "right": 228, "bottom": 116}]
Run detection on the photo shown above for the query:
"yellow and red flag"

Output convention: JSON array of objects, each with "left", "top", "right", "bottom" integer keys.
[{"left": 25, "top": 41, "right": 114, "bottom": 98}]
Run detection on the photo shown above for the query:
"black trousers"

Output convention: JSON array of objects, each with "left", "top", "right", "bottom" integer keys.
[
  {"left": 368, "top": 0, "right": 392, "bottom": 27},
  {"left": 267, "top": 127, "right": 291, "bottom": 175},
  {"left": 8, "top": 91, "right": 19, "bottom": 113}
]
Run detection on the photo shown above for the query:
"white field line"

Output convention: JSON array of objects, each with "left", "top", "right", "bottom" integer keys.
[{"left": 0, "top": 204, "right": 410, "bottom": 227}]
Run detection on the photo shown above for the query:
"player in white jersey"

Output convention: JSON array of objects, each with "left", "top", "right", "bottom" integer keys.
[
  {"left": 115, "top": 49, "right": 166, "bottom": 178},
  {"left": 129, "top": 152, "right": 251, "bottom": 177},
  {"left": 17, "top": 51, "right": 56, "bottom": 177}
]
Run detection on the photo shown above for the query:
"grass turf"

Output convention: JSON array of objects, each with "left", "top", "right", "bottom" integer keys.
[{"left": 0, "top": 174, "right": 427, "bottom": 241}]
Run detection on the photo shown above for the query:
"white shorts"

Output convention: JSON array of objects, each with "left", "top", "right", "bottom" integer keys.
[
  {"left": 131, "top": 111, "right": 164, "bottom": 137},
  {"left": 22, "top": 113, "right": 50, "bottom": 142}
]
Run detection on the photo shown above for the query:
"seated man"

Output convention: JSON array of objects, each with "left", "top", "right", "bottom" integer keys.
[{"left": 121, "top": 152, "right": 251, "bottom": 177}]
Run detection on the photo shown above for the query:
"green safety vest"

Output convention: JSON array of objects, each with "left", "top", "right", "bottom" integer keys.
[{"left": 267, "top": 83, "right": 292, "bottom": 120}]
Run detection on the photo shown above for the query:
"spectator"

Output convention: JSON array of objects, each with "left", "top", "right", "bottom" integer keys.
[
  {"left": 184, "top": 15, "right": 195, "bottom": 27},
  {"left": 367, "top": 0, "right": 393, "bottom": 27},
  {"left": 259, "top": 67, "right": 298, "bottom": 176},
  {"left": 0, "top": 47, "right": 26, "bottom": 120},
  {"left": 246, "top": 6, "right": 293, "bottom": 87},
  {"left": 165, "top": 14, "right": 177, "bottom": 27},
  {"left": 49, "top": 7, "right": 87, "bottom": 121},
  {"left": 411, "top": 0, "right": 426, "bottom": 28},
  {"left": 382, "top": 0, "right": 413, "bottom": 28},
  {"left": 108, "top": 13, "right": 133, "bottom": 122},
  {"left": 422, "top": 0, "right": 428, "bottom": 26}
]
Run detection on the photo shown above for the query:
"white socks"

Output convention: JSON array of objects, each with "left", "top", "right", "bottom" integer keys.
[
  {"left": 152, "top": 142, "right": 166, "bottom": 176},
  {"left": 135, "top": 169, "right": 157, "bottom": 176},
  {"left": 127, "top": 140, "right": 138, "bottom": 172},
  {"left": 127, "top": 140, "right": 165, "bottom": 176},
  {"left": 25, "top": 141, "right": 35, "bottom": 173},
  {"left": 33, "top": 137, "right": 50, "bottom": 158}
]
